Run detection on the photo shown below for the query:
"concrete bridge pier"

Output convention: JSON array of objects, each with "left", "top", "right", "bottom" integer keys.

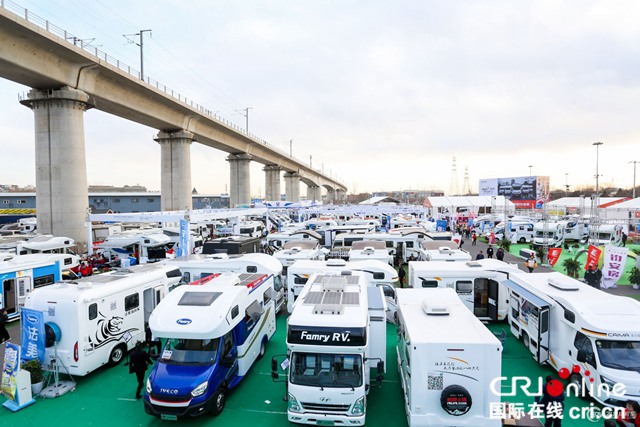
[
  {"left": 306, "top": 185, "right": 320, "bottom": 203},
  {"left": 155, "top": 130, "right": 194, "bottom": 211},
  {"left": 227, "top": 153, "right": 252, "bottom": 207},
  {"left": 336, "top": 189, "right": 346, "bottom": 204},
  {"left": 325, "top": 188, "right": 335, "bottom": 205},
  {"left": 263, "top": 165, "right": 282, "bottom": 201},
  {"left": 20, "top": 86, "right": 92, "bottom": 250},
  {"left": 284, "top": 172, "right": 301, "bottom": 202}
]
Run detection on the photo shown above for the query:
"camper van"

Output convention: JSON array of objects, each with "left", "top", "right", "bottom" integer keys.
[
  {"left": 408, "top": 259, "right": 521, "bottom": 321},
  {"left": 417, "top": 240, "right": 471, "bottom": 262},
  {"left": 266, "top": 230, "right": 323, "bottom": 251},
  {"left": 506, "top": 221, "right": 536, "bottom": 243},
  {"left": 504, "top": 271, "right": 640, "bottom": 407},
  {"left": 396, "top": 288, "right": 502, "bottom": 426},
  {"left": 98, "top": 231, "right": 173, "bottom": 263},
  {"left": 287, "top": 259, "right": 399, "bottom": 322},
  {"left": 590, "top": 224, "right": 627, "bottom": 246},
  {"left": 233, "top": 220, "right": 265, "bottom": 238},
  {"left": 24, "top": 263, "right": 182, "bottom": 376},
  {"left": 273, "top": 240, "right": 325, "bottom": 274},
  {"left": 564, "top": 220, "right": 589, "bottom": 242},
  {"left": 1, "top": 253, "right": 80, "bottom": 320},
  {"left": 348, "top": 240, "right": 393, "bottom": 265},
  {"left": 275, "top": 272, "right": 386, "bottom": 426},
  {"left": 532, "top": 222, "right": 565, "bottom": 248},
  {"left": 144, "top": 272, "right": 277, "bottom": 419},
  {"left": 168, "top": 253, "right": 286, "bottom": 313},
  {"left": 16, "top": 235, "right": 77, "bottom": 255}
]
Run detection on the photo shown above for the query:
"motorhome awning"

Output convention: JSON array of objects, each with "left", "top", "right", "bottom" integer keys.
[{"left": 503, "top": 279, "right": 550, "bottom": 309}]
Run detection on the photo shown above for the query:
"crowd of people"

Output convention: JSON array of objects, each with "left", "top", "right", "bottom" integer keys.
[{"left": 70, "top": 253, "right": 118, "bottom": 277}]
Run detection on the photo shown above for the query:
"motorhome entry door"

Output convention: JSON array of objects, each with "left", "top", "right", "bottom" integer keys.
[{"left": 537, "top": 308, "right": 550, "bottom": 363}]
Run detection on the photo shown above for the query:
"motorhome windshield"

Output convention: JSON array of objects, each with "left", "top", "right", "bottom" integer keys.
[
  {"left": 161, "top": 338, "right": 221, "bottom": 365},
  {"left": 535, "top": 231, "right": 557, "bottom": 238},
  {"left": 290, "top": 352, "right": 363, "bottom": 389},
  {"left": 596, "top": 340, "right": 640, "bottom": 371}
]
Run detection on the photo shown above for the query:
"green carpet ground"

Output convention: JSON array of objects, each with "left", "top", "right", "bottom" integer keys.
[{"left": 1, "top": 314, "right": 614, "bottom": 426}]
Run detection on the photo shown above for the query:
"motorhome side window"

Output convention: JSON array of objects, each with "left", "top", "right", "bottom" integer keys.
[
  {"left": 182, "top": 272, "right": 191, "bottom": 283},
  {"left": 294, "top": 277, "right": 308, "bottom": 285},
  {"left": 574, "top": 332, "right": 596, "bottom": 365},
  {"left": 231, "top": 305, "right": 239, "bottom": 319},
  {"left": 88, "top": 303, "right": 98, "bottom": 321},
  {"left": 564, "top": 309, "right": 576, "bottom": 323},
  {"left": 125, "top": 293, "right": 139, "bottom": 311},
  {"left": 246, "top": 266, "right": 257, "bottom": 273},
  {"left": 273, "top": 275, "right": 283, "bottom": 292},
  {"left": 373, "top": 272, "right": 384, "bottom": 280},
  {"left": 406, "top": 242, "right": 414, "bottom": 248},
  {"left": 421, "top": 280, "right": 438, "bottom": 288},
  {"left": 456, "top": 280, "right": 473, "bottom": 294},
  {"left": 34, "top": 274, "right": 55, "bottom": 288}
]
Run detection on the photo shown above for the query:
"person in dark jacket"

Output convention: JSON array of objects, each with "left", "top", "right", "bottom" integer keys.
[
  {"left": 496, "top": 247, "right": 505, "bottom": 261},
  {"left": 0, "top": 308, "right": 10, "bottom": 344},
  {"left": 538, "top": 376, "right": 565, "bottom": 427},
  {"left": 475, "top": 251, "right": 485, "bottom": 260},
  {"left": 130, "top": 341, "right": 152, "bottom": 399},
  {"left": 398, "top": 263, "right": 406, "bottom": 288},
  {"left": 486, "top": 246, "right": 494, "bottom": 259}
]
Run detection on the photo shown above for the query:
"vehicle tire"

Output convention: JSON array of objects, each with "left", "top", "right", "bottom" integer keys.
[
  {"left": 519, "top": 237, "right": 526, "bottom": 243},
  {"left": 211, "top": 387, "right": 226, "bottom": 416},
  {"left": 258, "top": 337, "right": 267, "bottom": 359},
  {"left": 568, "top": 373, "right": 587, "bottom": 398},
  {"left": 522, "top": 333, "right": 530, "bottom": 349},
  {"left": 109, "top": 344, "right": 127, "bottom": 366}
]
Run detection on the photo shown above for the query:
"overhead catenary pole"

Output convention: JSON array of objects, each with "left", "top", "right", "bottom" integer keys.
[
  {"left": 631, "top": 160, "right": 638, "bottom": 199},
  {"left": 123, "top": 29, "right": 152, "bottom": 81}
]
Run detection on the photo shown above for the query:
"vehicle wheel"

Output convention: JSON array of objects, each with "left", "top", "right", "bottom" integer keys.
[
  {"left": 109, "top": 344, "right": 126, "bottom": 366},
  {"left": 211, "top": 388, "right": 226, "bottom": 416},
  {"left": 519, "top": 237, "right": 526, "bottom": 243},
  {"left": 568, "top": 374, "right": 587, "bottom": 398},
  {"left": 258, "top": 337, "right": 267, "bottom": 359},
  {"left": 522, "top": 333, "right": 530, "bottom": 349}
]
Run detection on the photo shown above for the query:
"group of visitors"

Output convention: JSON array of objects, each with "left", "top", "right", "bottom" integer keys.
[{"left": 70, "top": 253, "right": 114, "bottom": 277}]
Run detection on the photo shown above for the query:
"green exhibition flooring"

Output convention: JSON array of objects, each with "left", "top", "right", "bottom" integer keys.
[{"left": 1, "top": 315, "right": 610, "bottom": 426}]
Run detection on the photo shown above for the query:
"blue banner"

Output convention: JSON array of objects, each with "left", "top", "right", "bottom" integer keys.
[
  {"left": 1, "top": 342, "right": 20, "bottom": 402},
  {"left": 20, "top": 308, "right": 45, "bottom": 364},
  {"left": 436, "top": 219, "right": 448, "bottom": 232},
  {"left": 179, "top": 219, "right": 189, "bottom": 257}
]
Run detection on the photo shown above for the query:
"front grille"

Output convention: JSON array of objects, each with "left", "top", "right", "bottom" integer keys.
[
  {"left": 301, "top": 402, "right": 350, "bottom": 412},
  {"left": 150, "top": 404, "right": 186, "bottom": 415},
  {"left": 150, "top": 392, "right": 191, "bottom": 403}
]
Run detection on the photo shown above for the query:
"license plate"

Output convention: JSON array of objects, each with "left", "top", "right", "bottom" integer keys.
[
  {"left": 161, "top": 414, "right": 178, "bottom": 421},
  {"left": 316, "top": 421, "right": 334, "bottom": 426}
]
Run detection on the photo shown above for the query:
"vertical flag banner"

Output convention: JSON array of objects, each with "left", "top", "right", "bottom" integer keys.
[
  {"left": 1, "top": 342, "right": 21, "bottom": 402},
  {"left": 547, "top": 248, "right": 562, "bottom": 266},
  {"left": 602, "top": 246, "right": 629, "bottom": 289},
  {"left": 21, "top": 308, "right": 45, "bottom": 364},
  {"left": 584, "top": 245, "right": 602, "bottom": 270},
  {"left": 179, "top": 218, "right": 189, "bottom": 257}
]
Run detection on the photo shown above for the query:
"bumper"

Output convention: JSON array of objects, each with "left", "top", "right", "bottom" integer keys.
[
  {"left": 144, "top": 394, "right": 213, "bottom": 418},
  {"left": 288, "top": 411, "right": 365, "bottom": 426}
]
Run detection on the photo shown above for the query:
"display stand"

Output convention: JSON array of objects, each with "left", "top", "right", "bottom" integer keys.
[
  {"left": 2, "top": 370, "right": 35, "bottom": 411},
  {"left": 39, "top": 342, "right": 75, "bottom": 398}
]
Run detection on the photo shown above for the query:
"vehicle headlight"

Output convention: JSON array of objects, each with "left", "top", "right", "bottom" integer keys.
[
  {"left": 288, "top": 393, "right": 301, "bottom": 413},
  {"left": 146, "top": 378, "right": 152, "bottom": 394},
  {"left": 351, "top": 396, "right": 365, "bottom": 415},
  {"left": 191, "top": 381, "right": 208, "bottom": 397}
]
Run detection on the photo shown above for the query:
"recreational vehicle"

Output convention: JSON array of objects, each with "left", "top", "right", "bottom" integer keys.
[
  {"left": 168, "top": 252, "right": 286, "bottom": 313},
  {"left": 23, "top": 263, "right": 182, "bottom": 376},
  {"left": 16, "top": 235, "right": 77, "bottom": 255},
  {"left": 590, "top": 224, "right": 627, "bottom": 246},
  {"left": 532, "top": 222, "right": 565, "bottom": 248},
  {"left": 396, "top": 288, "right": 502, "bottom": 426},
  {"left": 564, "top": 220, "right": 589, "bottom": 242},
  {"left": 202, "top": 236, "right": 262, "bottom": 255},
  {"left": 417, "top": 240, "right": 471, "bottom": 262},
  {"left": 504, "top": 271, "right": 640, "bottom": 407},
  {"left": 98, "top": 231, "right": 173, "bottom": 263},
  {"left": 408, "top": 259, "right": 521, "bottom": 321},
  {"left": 506, "top": 221, "right": 536, "bottom": 243},
  {"left": 275, "top": 272, "right": 386, "bottom": 426},
  {"left": 348, "top": 240, "right": 393, "bottom": 265},
  {"left": 1, "top": 253, "right": 80, "bottom": 320},
  {"left": 144, "top": 272, "right": 277, "bottom": 418},
  {"left": 273, "top": 240, "right": 325, "bottom": 274},
  {"left": 266, "top": 230, "right": 323, "bottom": 251},
  {"left": 233, "top": 220, "right": 265, "bottom": 238}
]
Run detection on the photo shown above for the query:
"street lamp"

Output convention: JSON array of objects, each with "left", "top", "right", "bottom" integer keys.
[
  {"left": 631, "top": 160, "right": 638, "bottom": 199},
  {"left": 593, "top": 142, "right": 604, "bottom": 193},
  {"left": 528, "top": 165, "right": 533, "bottom": 176}
]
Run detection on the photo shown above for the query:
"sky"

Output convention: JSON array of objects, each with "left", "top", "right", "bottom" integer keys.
[{"left": 1, "top": 0, "right": 640, "bottom": 197}]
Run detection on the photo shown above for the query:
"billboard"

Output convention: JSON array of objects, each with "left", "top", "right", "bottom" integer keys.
[{"left": 479, "top": 176, "right": 550, "bottom": 209}]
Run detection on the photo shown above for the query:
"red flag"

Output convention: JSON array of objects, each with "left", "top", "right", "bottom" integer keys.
[
  {"left": 548, "top": 248, "right": 562, "bottom": 266},
  {"left": 585, "top": 245, "right": 602, "bottom": 270}
]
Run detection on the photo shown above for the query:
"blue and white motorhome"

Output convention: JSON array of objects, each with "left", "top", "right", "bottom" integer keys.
[
  {"left": 144, "top": 272, "right": 277, "bottom": 419},
  {"left": 0, "top": 253, "right": 80, "bottom": 320}
]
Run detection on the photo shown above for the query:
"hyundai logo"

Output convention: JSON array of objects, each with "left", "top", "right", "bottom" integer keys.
[
  {"left": 26, "top": 314, "right": 38, "bottom": 323},
  {"left": 176, "top": 318, "right": 192, "bottom": 325}
]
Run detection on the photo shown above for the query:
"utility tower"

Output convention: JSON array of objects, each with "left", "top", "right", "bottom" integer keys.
[
  {"left": 449, "top": 157, "right": 459, "bottom": 196},
  {"left": 462, "top": 166, "right": 471, "bottom": 195}
]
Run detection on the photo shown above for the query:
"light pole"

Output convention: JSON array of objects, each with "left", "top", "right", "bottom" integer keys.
[
  {"left": 593, "top": 142, "right": 604, "bottom": 193},
  {"left": 243, "top": 107, "right": 252, "bottom": 133},
  {"left": 631, "top": 160, "right": 638, "bottom": 199},
  {"left": 528, "top": 165, "right": 533, "bottom": 176},
  {"left": 565, "top": 173, "right": 569, "bottom": 198}
]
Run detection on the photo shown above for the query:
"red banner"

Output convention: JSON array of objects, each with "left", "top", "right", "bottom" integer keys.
[
  {"left": 584, "top": 245, "right": 602, "bottom": 270},
  {"left": 548, "top": 248, "right": 562, "bottom": 266}
]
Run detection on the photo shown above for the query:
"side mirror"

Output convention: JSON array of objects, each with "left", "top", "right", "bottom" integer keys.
[{"left": 221, "top": 353, "right": 234, "bottom": 367}]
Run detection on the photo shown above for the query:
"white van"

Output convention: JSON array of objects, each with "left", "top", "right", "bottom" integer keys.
[{"left": 396, "top": 288, "right": 502, "bottom": 426}]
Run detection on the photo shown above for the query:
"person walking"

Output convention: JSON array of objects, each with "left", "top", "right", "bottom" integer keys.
[
  {"left": 475, "top": 251, "right": 485, "bottom": 260},
  {"left": 486, "top": 246, "right": 494, "bottom": 259},
  {"left": 0, "top": 308, "right": 10, "bottom": 344},
  {"left": 496, "top": 247, "right": 505, "bottom": 261},
  {"left": 471, "top": 232, "right": 477, "bottom": 246},
  {"left": 525, "top": 254, "right": 537, "bottom": 273},
  {"left": 130, "top": 341, "right": 152, "bottom": 399},
  {"left": 594, "top": 265, "right": 604, "bottom": 289},
  {"left": 538, "top": 376, "right": 565, "bottom": 427},
  {"left": 584, "top": 265, "right": 599, "bottom": 288},
  {"left": 622, "top": 232, "right": 628, "bottom": 247},
  {"left": 398, "top": 263, "right": 406, "bottom": 288}
]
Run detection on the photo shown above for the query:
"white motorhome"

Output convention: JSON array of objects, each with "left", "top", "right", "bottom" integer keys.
[
  {"left": 266, "top": 230, "right": 323, "bottom": 251},
  {"left": 348, "top": 240, "right": 393, "bottom": 265},
  {"left": 504, "top": 271, "right": 640, "bottom": 407},
  {"left": 162, "top": 226, "right": 205, "bottom": 255},
  {"left": 273, "top": 240, "right": 325, "bottom": 273},
  {"left": 315, "top": 224, "right": 375, "bottom": 248},
  {"left": 564, "top": 220, "right": 589, "bottom": 242},
  {"left": 168, "top": 253, "right": 286, "bottom": 313},
  {"left": 408, "top": 259, "right": 521, "bottom": 321},
  {"left": 532, "top": 222, "right": 565, "bottom": 248},
  {"left": 591, "top": 224, "right": 628, "bottom": 246},
  {"left": 144, "top": 272, "right": 277, "bottom": 418},
  {"left": 277, "top": 272, "right": 386, "bottom": 426},
  {"left": 396, "top": 288, "right": 502, "bottom": 426},
  {"left": 24, "top": 263, "right": 182, "bottom": 376},
  {"left": 233, "top": 220, "right": 265, "bottom": 238},
  {"left": 506, "top": 221, "right": 536, "bottom": 244},
  {"left": 16, "top": 235, "right": 77, "bottom": 255},
  {"left": 417, "top": 240, "right": 471, "bottom": 262},
  {"left": 98, "top": 230, "right": 173, "bottom": 263}
]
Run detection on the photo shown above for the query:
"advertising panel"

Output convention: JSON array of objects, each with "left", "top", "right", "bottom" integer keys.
[
  {"left": 479, "top": 179, "right": 498, "bottom": 196},
  {"left": 479, "top": 176, "right": 550, "bottom": 209}
]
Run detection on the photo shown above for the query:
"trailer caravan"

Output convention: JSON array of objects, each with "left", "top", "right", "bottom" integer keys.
[
  {"left": 408, "top": 259, "right": 521, "bottom": 321},
  {"left": 273, "top": 240, "right": 324, "bottom": 274},
  {"left": 287, "top": 259, "right": 399, "bottom": 322},
  {"left": 168, "top": 253, "right": 286, "bottom": 313},
  {"left": 276, "top": 272, "right": 386, "bottom": 426},
  {"left": 23, "top": 263, "right": 182, "bottom": 376},
  {"left": 532, "top": 222, "right": 565, "bottom": 248},
  {"left": 396, "top": 288, "right": 502, "bottom": 426},
  {"left": 144, "top": 272, "right": 277, "bottom": 418},
  {"left": 417, "top": 240, "right": 471, "bottom": 262},
  {"left": 504, "top": 271, "right": 640, "bottom": 407},
  {"left": 348, "top": 240, "right": 393, "bottom": 265},
  {"left": 1, "top": 253, "right": 80, "bottom": 320}
]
